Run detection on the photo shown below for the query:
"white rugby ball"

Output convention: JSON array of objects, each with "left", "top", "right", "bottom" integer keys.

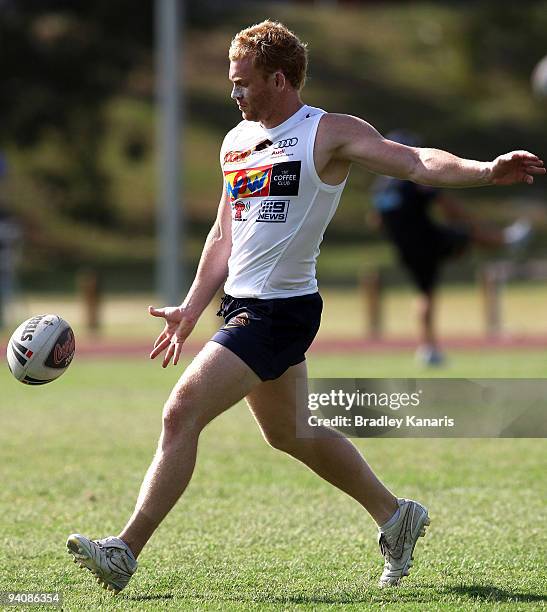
[{"left": 6, "top": 314, "right": 75, "bottom": 385}]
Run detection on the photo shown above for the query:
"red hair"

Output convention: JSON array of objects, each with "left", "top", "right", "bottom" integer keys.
[{"left": 229, "top": 20, "right": 308, "bottom": 90}]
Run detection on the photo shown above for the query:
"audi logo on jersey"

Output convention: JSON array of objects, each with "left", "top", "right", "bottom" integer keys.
[{"left": 274, "top": 138, "right": 298, "bottom": 149}]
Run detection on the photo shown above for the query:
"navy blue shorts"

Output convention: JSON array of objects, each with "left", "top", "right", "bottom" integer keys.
[{"left": 211, "top": 292, "right": 323, "bottom": 381}]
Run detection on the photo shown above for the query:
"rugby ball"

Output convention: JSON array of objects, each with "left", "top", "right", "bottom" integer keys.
[{"left": 6, "top": 314, "right": 75, "bottom": 385}]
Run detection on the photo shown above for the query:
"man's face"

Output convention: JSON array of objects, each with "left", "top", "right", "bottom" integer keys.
[{"left": 229, "top": 56, "right": 275, "bottom": 122}]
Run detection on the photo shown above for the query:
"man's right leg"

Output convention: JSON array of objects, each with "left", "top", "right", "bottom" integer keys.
[
  {"left": 119, "top": 341, "right": 260, "bottom": 557},
  {"left": 67, "top": 341, "right": 260, "bottom": 591}
]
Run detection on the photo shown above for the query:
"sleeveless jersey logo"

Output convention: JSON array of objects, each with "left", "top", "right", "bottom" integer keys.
[
  {"left": 224, "top": 139, "right": 273, "bottom": 164},
  {"left": 231, "top": 199, "right": 250, "bottom": 221},
  {"left": 224, "top": 162, "right": 301, "bottom": 201},
  {"left": 224, "top": 149, "right": 252, "bottom": 164},
  {"left": 256, "top": 199, "right": 290, "bottom": 223},
  {"left": 274, "top": 138, "right": 298, "bottom": 149},
  {"left": 225, "top": 166, "right": 272, "bottom": 200}
]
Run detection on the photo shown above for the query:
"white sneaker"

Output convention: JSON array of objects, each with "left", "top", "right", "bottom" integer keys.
[
  {"left": 66, "top": 534, "right": 137, "bottom": 594},
  {"left": 415, "top": 345, "right": 445, "bottom": 367},
  {"left": 504, "top": 219, "right": 532, "bottom": 248},
  {"left": 378, "top": 498, "right": 430, "bottom": 587}
]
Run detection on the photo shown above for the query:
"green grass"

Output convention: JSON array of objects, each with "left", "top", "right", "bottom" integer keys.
[{"left": 1, "top": 352, "right": 546, "bottom": 610}]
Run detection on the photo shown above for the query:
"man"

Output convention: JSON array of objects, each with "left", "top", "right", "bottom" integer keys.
[
  {"left": 371, "top": 130, "right": 532, "bottom": 365},
  {"left": 66, "top": 21, "right": 544, "bottom": 592}
]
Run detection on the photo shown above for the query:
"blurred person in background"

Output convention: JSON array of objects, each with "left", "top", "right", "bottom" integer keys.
[{"left": 371, "top": 130, "right": 531, "bottom": 366}]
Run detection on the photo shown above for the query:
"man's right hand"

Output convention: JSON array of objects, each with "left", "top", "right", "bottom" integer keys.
[{"left": 148, "top": 306, "right": 197, "bottom": 368}]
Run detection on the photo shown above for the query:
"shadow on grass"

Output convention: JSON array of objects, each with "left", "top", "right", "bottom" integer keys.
[
  {"left": 145, "top": 586, "right": 547, "bottom": 607},
  {"left": 167, "top": 589, "right": 438, "bottom": 606},
  {"left": 123, "top": 584, "right": 547, "bottom": 606},
  {"left": 446, "top": 585, "right": 547, "bottom": 604},
  {"left": 127, "top": 593, "right": 173, "bottom": 602}
]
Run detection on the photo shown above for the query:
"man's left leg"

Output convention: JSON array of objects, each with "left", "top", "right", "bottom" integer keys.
[
  {"left": 246, "top": 360, "right": 429, "bottom": 586},
  {"left": 246, "top": 360, "right": 397, "bottom": 525}
]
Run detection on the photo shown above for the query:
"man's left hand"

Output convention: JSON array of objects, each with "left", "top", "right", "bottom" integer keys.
[{"left": 490, "top": 151, "right": 545, "bottom": 185}]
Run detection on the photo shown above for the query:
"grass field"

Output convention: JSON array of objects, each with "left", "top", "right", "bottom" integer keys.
[{"left": 1, "top": 351, "right": 546, "bottom": 611}]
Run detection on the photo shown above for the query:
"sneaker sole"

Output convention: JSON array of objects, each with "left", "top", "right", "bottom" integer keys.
[
  {"left": 66, "top": 536, "right": 121, "bottom": 594},
  {"left": 379, "top": 512, "right": 430, "bottom": 587}
]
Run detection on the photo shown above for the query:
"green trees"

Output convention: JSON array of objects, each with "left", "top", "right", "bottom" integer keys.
[{"left": 0, "top": 1, "right": 153, "bottom": 226}]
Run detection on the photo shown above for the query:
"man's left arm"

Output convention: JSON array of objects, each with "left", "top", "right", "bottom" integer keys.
[{"left": 325, "top": 114, "right": 545, "bottom": 187}]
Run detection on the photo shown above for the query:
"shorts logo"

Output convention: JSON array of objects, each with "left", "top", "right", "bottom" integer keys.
[
  {"left": 256, "top": 199, "right": 290, "bottom": 223},
  {"left": 224, "top": 161, "right": 301, "bottom": 201},
  {"left": 225, "top": 312, "right": 250, "bottom": 328},
  {"left": 231, "top": 199, "right": 250, "bottom": 221}
]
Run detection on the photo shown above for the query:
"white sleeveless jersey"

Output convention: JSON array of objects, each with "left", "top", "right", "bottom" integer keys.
[{"left": 220, "top": 105, "right": 347, "bottom": 299}]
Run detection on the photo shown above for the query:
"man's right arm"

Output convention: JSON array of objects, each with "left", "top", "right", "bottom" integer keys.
[
  {"left": 149, "top": 184, "right": 232, "bottom": 366},
  {"left": 180, "top": 184, "right": 232, "bottom": 324}
]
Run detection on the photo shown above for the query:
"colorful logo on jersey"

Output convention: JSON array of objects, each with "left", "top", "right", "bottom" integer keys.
[
  {"left": 225, "top": 166, "right": 272, "bottom": 201},
  {"left": 224, "top": 149, "right": 252, "bottom": 164},
  {"left": 231, "top": 199, "right": 251, "bottom": 221},
  {"left": 223, "top": 139, "right": 273, "bottom": 164},
  {"left": 224, "top": 161, "right": 301, "bottom": 201}
]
